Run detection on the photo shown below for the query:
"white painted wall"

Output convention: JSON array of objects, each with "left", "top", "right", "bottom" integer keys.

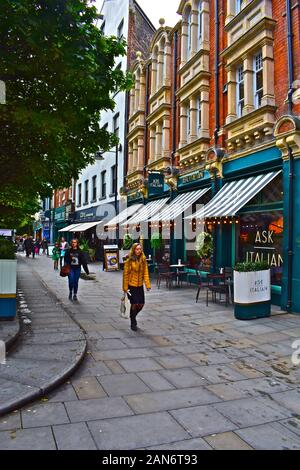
[{"left": 75, "top": 0, "right": 130, "bottom": 217}]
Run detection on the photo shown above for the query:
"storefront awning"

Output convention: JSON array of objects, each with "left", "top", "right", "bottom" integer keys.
[
  {"left": 58, "top": 224, "right": 82, "bottom": 233},
  {"left": 105, "top": 204, "right": 143, "bottom": 228},
  {"left": 186, "top": 171, "right": 281, "bottom": 220},
  {"left": 70, "top": 221, "right": 102, "bottom": 232},
  {"left": 150, "top": 188, "right": 210, "bottom": 223},
  {"left": 123, "top": 198, "right": 169, "bottom": 226}
]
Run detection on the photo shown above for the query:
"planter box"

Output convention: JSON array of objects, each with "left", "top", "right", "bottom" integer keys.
[
  {"left": 234, "top": 269, "right": 271, "bottom": 320},
  {"left": 0, "top": 260, "right": 17, "bottom": 320}
]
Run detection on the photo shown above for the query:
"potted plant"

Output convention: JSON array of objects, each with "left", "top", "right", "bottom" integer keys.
[
  {"left": 195, "top": 232, "right": 213, "bottom": 270},
  {"left": 79, "top": 238, "right": 90, "bottom": 263},
  {"left": 0, "top": 238, "right": 17, "bottom": 320},
  {"left": 120, "top": 234, "right": 134, "bottom": 265},
  {"left": 234, "top": 261, "right": 271, "bottom": 320}
]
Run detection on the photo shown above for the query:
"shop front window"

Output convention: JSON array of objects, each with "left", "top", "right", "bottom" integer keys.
[{"left": 238, "top": 211, "right": 283, "bottom": 286}]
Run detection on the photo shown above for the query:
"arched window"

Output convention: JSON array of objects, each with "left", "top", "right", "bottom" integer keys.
[
  {"left": 198, "top": 1, "right": 203, "bottom": 49},
  {"left": 152, "top": 46, "right": 159, "bottom": 92},
  {"left": 160, "top": 37, "right": 166, "bottom": 85},
  {"left": 184, "top": 6, "right": 192, "bottom": 60}
]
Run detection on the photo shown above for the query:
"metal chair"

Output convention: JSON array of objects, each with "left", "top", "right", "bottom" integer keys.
[{"left": 156, "top": 264, "right": 176, "bottom": 289}]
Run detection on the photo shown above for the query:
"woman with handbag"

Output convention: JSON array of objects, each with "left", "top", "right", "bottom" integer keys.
[
  {"left": 64, "top": 239, "right": 89, "bottom": 302},
  {"left": 123, "top": 243, "right": 151, "bottom": 331}
]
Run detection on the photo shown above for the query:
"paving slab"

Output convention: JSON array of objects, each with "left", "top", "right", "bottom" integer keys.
[
  {"left": 0, "top": 426, "right": 56, "bottom": 450},
  {"left": 147, "top": 438, "right": 212, "bottom": 450},
  {"left": 213, "top": 397, "right": 294, "bottom": 428},
  {"left": 136, "top": 371, "right": 175, "bottom": 392},
  {"left": 98, "top": 373, "right": 151, "bottom": 397},
  {"left": 53, "top": 422, "right": 97, "bottom": 450},
  {"left": 170, "top": 405, "right": 237, "bottom": 437},
  {"left": 71, "top": 376, "right": 107, "bottom": 400},
  {"left": 125, "top": 387, "right": 220, "bottom": 414},
  {"left": 204, "top": 432, "right": 253, "bottom": 450},
  {"left": 159, "top": 368, "right": 209, "bottom": 388},
  {"left": 87, "top": 412, "right": 189, "bottom": 450},
  {"left": 65, "top": 397, "right": 134, "bottom": 423},
  {"left": 236, "top": 422, "right": 300, "bottom": 450}
]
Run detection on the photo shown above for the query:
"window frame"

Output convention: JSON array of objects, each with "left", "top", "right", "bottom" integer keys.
[
  {"left": 101, "top": 170, "right": 107, "bottom": 199},
  {"left": 254, "top": 51, "right": 263, "bottom": 109},
  {"left": 113, "top": 113, "right": 120, "bottom": 140},
  {"left": 111, "top": 165, "right": 117, "bottom": 195},
  {"left": 236, "top": 65, "right": 245, "bottom": 118},
  {"left": 84, "top": 180, "right": 89, "bottom": 205},
  {"left": 92, "top": 175, "right": 97, "bottom": 202},
  {"left": 78, "top": 183, "right": 82, "bottom": 207},
  {"left": 117, "top": 19, "right": 124, "bottom": 40}
]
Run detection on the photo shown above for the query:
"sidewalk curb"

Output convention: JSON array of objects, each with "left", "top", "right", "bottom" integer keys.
[{"left": 0, "top": 258, "right": 88, "bottom": 417}]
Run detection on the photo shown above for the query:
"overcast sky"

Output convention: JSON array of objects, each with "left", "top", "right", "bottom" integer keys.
[{"left": 137, "top": 0, "right": 181, "bottom": 28}]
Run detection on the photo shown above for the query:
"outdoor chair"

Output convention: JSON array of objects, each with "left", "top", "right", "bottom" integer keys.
[
  {"left": 195, "top": 270, "right": 211, "bottom": 303},
  {"left": 156, "top": 264, "right": 176, "bottom": 289},
  {"left": 206, "top": 273, "right": 230, "bottom": 307}
]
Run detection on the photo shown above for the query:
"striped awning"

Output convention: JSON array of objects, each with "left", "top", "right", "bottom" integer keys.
[
  {"left": 105, "top": 203, "right": 143, "bottom": 228},
  {"left": 123, "top": 198, "right": 169, "bottom": 226},
  {"left": 186, "top": 171, "right": 281, "bottom": 220},
  {"left": 150, "top": 188, "right": 210, "bottom": 223},
  {"left": 58, "top": 224, "right": 82, "bottom": 233},
  {"left": 70, "top": 221, "right": 102, "bottom": 232}
]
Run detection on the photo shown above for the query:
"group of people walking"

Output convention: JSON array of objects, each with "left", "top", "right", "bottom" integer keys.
[
  {"left": 24, "top": 234, "right": 151, "bottom": 331},
  {"left": 23, "top": 236, "right": 49, "bottom": 257}
]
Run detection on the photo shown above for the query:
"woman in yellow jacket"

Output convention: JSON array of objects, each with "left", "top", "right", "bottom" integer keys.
[{"left": 123, "top": 243, "right": 151, "bottom": 331}]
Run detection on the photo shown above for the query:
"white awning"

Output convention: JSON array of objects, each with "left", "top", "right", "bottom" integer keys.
[
  {"left": 70, "top": 221, "right": 102, "bottom": 232},
  {"left": 105, "top": 204, "right": 143, "bottom": 228},
  {"left": 186, "top": 171, "right": 281, "bottom": 220},
  {"left": 123, "top": 198, "right": 169, "bottom": 226},
  {"left": 150, "top": 188, "right": 210, "bottom": 223},
  {"left": 58, "top": 224, "right": 83, "bottom": 233}
]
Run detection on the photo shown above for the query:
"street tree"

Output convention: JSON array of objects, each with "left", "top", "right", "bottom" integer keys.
[{"left": 0, "top": 0, "right": 132, "bottom": 227}]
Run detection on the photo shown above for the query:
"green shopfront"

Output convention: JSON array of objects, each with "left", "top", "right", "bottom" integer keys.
[{"left": 52, "top": 206, "right": 67, "bottom": 243}]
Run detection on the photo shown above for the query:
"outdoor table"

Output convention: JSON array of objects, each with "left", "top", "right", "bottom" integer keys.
[{"left": 170, "top": 264, "right": 187, "bottom": 287}]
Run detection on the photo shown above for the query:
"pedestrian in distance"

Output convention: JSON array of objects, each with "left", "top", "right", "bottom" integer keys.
[
  {"left": 60, "top": 237, "right": 70, "bottom": 269},
  {"left": 41, "top": 237, "right": 49, "bottom": 256},
  {"left": 24, "top": 236, "right": 33, "bottom": 258},
  {"left": 34, "top": 239, "right": 41, "bottom": 256},
  {"left": 123, "top": 243, "right": 151, "bottom": 331},
  {"left": 64, "top": 239, "right": 89, "bottom": 302},
  {"left": 52, "top": 242, "right": 61, "bottom": 270}
]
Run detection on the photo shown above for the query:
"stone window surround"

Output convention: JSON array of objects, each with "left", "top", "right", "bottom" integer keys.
[
  {"left": 148, "top": 116, "right": 171, "bottom": 164},
  {"left": 180, "top": 0, "right": 210, "bottom": 67},
  {"left": 129, "top": 64, "right": 146, "bottom": 118},
  {"left": 226, "top": 41, "right": 275, "bottom": 125},
  {"left": 150, "top": 34, "right": 172, "bottom": 96},
  {"left": 128, "top": 134, "right": 145, "bottom": 174},
  {"left": 179, "top": 91, "right": 209, "bottom": 148}
]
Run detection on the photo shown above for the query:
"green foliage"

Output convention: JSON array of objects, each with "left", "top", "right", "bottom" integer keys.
[
  {"left": 235, "top": 261, "right": 270, "bottom": 272},
  {"left": 0, "top": 238, "right": 16, "bottom": 260},
  {"left": 195, "top": 232, "right": 213, "bottom": 259},
  {"left": 0, "top": 0, "right": 133, "bottom": 226},
  {"left": 79, "top": 238, "right": 89, "bottom": 252},
  {"left": 151, "top": 233, "right": 163, "bottom": 249},
  {"left": 122, "top": 234, "right": 134, "bottom": 250}
]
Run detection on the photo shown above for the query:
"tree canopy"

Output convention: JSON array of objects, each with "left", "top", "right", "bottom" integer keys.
[{"left": 0, "top": 0, "right": 132, "bottom": 227}]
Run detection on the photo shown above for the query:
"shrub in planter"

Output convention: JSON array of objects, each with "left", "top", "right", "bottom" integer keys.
[
  {"left": 150, "top": 233, "right": 163, "bottom": 250},
  {"left": 0, "top": 238, "right": 17, "bottom": 320},
  {"left": 234, "top": 261, "right": 271, "bottom": 320},
  {"left": 0, "top": 239, "right": 16, "bottom": 260},
  {"left": 122, "top": 234, "right": 134, "bottom": 250}
]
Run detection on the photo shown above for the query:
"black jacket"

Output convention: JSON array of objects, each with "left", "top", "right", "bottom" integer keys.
[{"left": 64, "top": 249, "right": 89, "bottom": 274}]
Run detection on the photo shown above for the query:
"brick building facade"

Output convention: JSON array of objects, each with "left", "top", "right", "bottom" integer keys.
[{"left": 123, "top": 0, "right": 300, "bottom": 313}]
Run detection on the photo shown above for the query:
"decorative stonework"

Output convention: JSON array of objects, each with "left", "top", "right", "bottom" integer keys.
[{"left": 274, "top": 116, "right": 300, "bottom": 160}]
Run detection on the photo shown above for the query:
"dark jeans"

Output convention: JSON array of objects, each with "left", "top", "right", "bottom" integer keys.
[{"left": 68, "top": 268, "right": 81, "bottom": 295}]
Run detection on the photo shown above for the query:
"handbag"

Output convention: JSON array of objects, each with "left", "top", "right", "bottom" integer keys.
[
  {"left": 60, "top": 265, "right": 71, "bottom": 277},
  {"left": 120, "top": 295, "right": 130, "bottom": 319}
]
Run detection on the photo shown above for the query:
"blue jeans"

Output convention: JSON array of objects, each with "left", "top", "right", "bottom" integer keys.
[{"left": 68, "top": 268, "right": 81, "bottom": 294}]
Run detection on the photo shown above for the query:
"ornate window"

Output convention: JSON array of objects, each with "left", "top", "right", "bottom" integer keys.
[
  {"left": 187, "top": 7, "right": 192, "bottom": 59},
  {"left": 196, "top": 96, "right": 202, "bottom": 136},
  {"left": 254, "top": 51, "right": 263, "bottom": 108},
  {"left": 198, "top": 1, "right": 204, "bottom": 48},
  {"left": 236, "top": 0, "right": 243, "bottom": 14},
  {"left": 236, "top": 65, "right": 245, "bottom": 118}
]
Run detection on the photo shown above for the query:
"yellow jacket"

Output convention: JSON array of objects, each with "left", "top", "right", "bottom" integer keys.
[{"left": 123, "top": 257, "right": 151, "bottom": 292}]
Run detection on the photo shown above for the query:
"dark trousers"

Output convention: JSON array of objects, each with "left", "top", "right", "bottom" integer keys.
[{"left": 68, "top": 268, "right": 81, "bottom": 295}]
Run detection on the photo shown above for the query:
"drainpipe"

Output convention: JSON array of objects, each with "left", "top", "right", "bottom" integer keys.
[
  {"left": 214, "top": 0, "right": 220, "bottom": 146},
  {"left": 123, "top": 90, "right": 130, "bottom": 187},
  {"left": 144, "top": 63, "right": 150, "bottom": 180},
  {"left": 286, "top": 0, "right": 294, "bottom": 115},
  {"left": 172, "top": 30, "right": 178, "bottom": 170},
  {"left": 287, "top": 146, "right": 294, "bottom": 312}
]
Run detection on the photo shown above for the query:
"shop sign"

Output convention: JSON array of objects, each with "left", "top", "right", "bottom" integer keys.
[
  {"left": 178, "top": 170, "right": 205, "bottom": 187},
  {"left": 54, "top": 207, "right": 66, "bottom": 222},
  {"left": 245, "top": 229, "right": 283, "bottom": 268},
  {"left": 148, "top": 173, "right": 165, "bottom": 197}
]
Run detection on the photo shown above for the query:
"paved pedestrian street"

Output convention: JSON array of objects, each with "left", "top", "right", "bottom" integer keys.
[{"left": 1, "top": 255, "right": 300, "bottom": 450}]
